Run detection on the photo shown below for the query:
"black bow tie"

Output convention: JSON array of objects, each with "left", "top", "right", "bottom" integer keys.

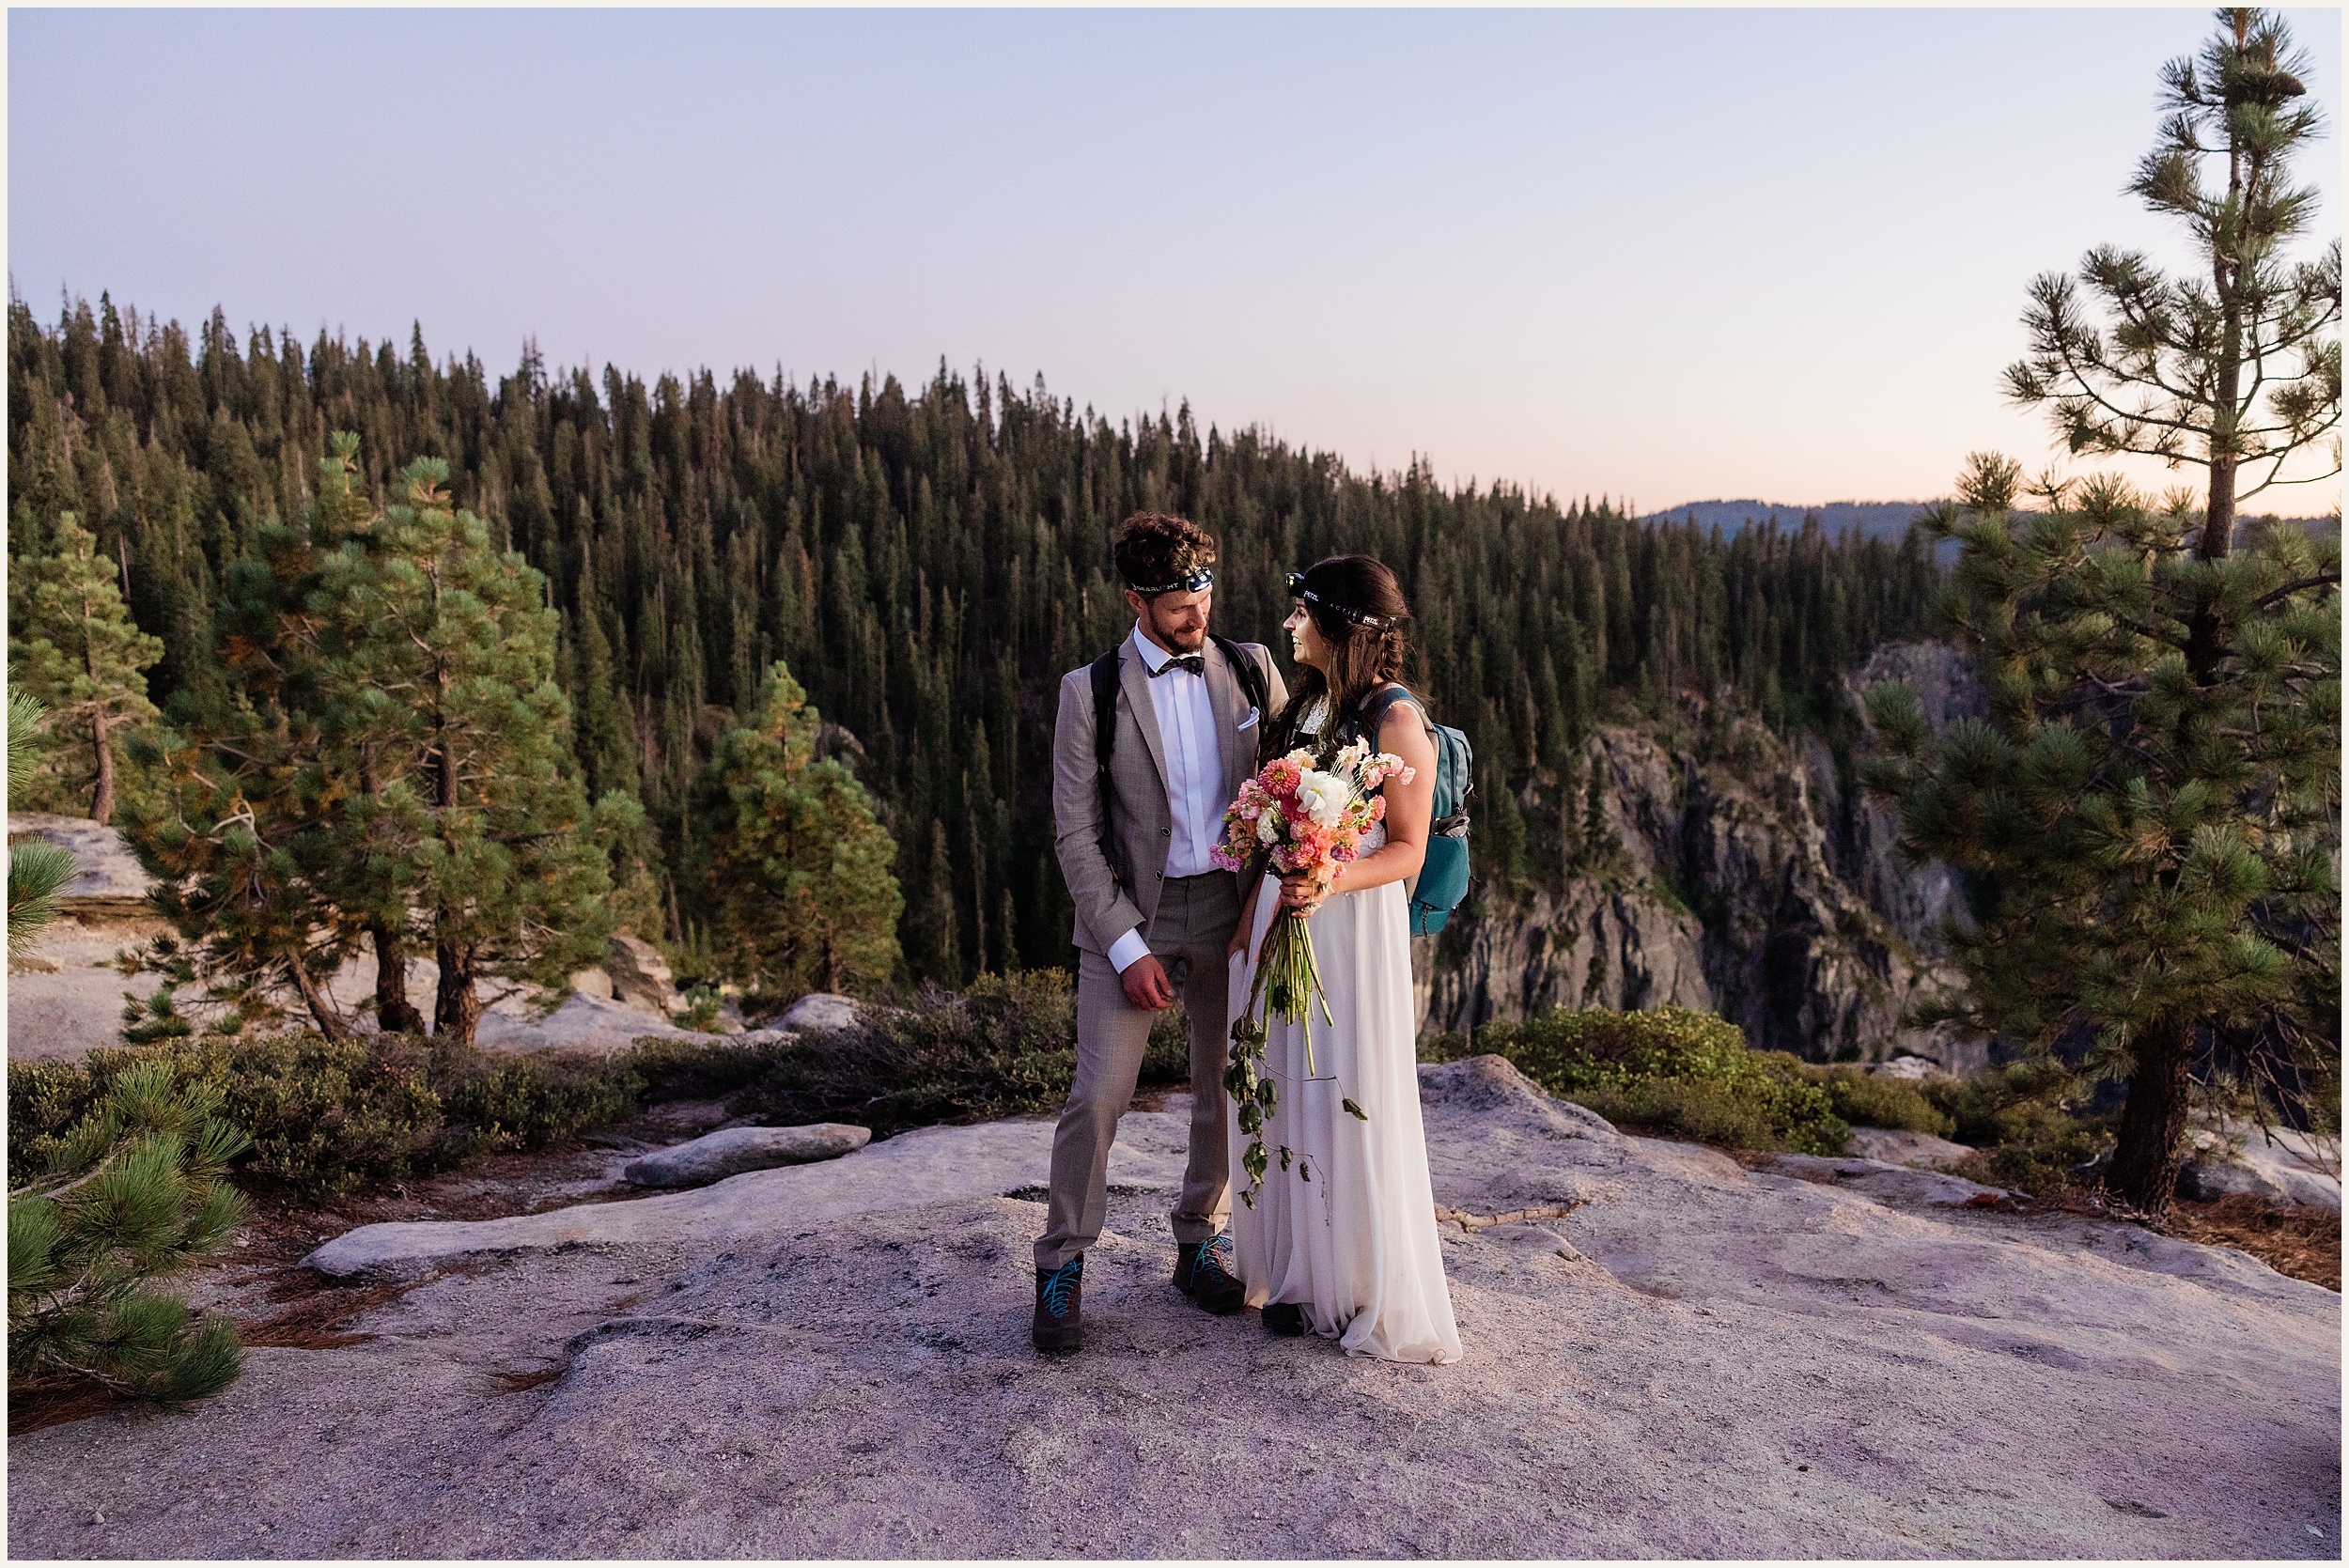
[{"left": 1151, "top": 654, "right": 1206, "bottom": 677}]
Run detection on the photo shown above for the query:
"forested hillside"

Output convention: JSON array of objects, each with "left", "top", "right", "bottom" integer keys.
[{"left": 6, "top": 291, "right": 1942, "bottom": 985}]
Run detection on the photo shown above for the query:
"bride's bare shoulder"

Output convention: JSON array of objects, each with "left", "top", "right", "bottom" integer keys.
[{"left": 1373, "top": 687, "right": 1434, "bottom": 750}]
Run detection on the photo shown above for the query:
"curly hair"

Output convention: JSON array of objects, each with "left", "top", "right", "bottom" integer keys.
[{"left": 1112, "top": 512, "right": 1218, "bottom": 593}]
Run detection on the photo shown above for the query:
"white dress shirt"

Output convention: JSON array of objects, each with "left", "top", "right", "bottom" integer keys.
[{"left": 1108, "top": 623, "right": 1226, "bottom": 974}]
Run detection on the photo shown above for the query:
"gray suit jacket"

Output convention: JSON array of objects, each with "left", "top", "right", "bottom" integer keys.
[{"left": 1053, "top": 635, "right": 1290, "bottom": 957}]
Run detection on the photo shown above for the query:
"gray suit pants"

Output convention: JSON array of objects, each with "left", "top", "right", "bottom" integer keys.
[{"left": 1036, "top": 872, "right": 1241, "bottom": 1270}]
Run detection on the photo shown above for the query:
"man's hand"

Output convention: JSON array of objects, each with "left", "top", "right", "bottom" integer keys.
[{"left": 1120, "top": 954, "right": 1176, "bottom": 1011}]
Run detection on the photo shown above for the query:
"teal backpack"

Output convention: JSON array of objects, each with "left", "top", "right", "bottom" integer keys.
[{"left": 1340, "top": 686, "right": 1474, "bottom": 936}]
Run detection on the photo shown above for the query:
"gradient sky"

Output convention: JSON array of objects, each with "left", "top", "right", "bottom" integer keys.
[{"left": 8, "top": 7, "right": 2341, "bottom": 512}]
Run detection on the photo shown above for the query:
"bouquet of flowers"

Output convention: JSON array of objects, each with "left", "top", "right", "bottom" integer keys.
[{"left": 1211, "top": 737, "right": 1414, "bottom": 1204}]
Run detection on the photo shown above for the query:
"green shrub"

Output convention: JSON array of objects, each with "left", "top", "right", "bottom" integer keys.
[
  {"left": 669, "top": 987, "right": 724, "bottom": 1033},
  {"left": 199, "top": 1034, "right": 457, "bottom": 1195},
  {"left": 1563, "top": 1073, "right": 1789, "bottom": 1152},
  {"left": 1808, "top": 1064, "right": 1954, "bottom": 1136},
  {"left": 441, "top": 1053, "right": 643, "bottom": 1155},
  {"left": 10, "top": 1032, "right": 649, "bottom": 1201},
  {"left": 1468, "top": 1005, "right": 1849, "bottom": 1155},
  {"left": 4, "top": 968, "right": 1219, "bottom": 1206},
  {"left": 718, "top": 969, "right": 1191, "bottom": 1137},
  {"left": 8, "top": 1060, "right": 248, "bottom": 1405},
  {"left": 1921, "top": 1059, "right": 2111, "bottom": 1195},
  {"left": 1447, "top": 1004, "right": 2109, "bottom": 1190},
  {"left": 622, "top": 1032, "right": 797, "bottom": 1102}
]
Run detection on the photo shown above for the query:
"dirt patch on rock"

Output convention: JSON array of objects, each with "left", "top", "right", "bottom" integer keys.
[{"left": 2159, "top": 1194, "right": 2342, "bottom": 1292}]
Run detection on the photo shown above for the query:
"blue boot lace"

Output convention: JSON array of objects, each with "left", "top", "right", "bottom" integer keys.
[
  {"left": 1039, "top": 1255, "right": 1083, "bottom": 1319},
  {"left": 1193, "top": 1234, "right": 1237, "bottom": 1290}
]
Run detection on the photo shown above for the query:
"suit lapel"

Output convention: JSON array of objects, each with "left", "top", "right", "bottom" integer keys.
[
  {"left": 1119, "top": 640, "right": 1169, "bottom": 794},
  {"left": 1205, "top": 640, "right": 1245, "bottom": 800}
]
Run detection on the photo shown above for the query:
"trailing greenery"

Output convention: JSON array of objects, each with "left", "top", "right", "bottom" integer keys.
[
  {"left": 6, "top": 289, "right": 1940, "bottom": 986},
  {"left": 8, "top": 1060, "right": 248, "bottom": 1405}
]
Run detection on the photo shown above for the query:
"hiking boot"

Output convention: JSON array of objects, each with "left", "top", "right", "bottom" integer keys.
[
  {"left": 1263, "top": 1301, "right": 1306, "bottom": 1336},
  {"left": 1174, "top": 1235, "right": 1245, "bottom": 1315},
  {"left": 1033, "top": 1255, "right": 1083, "bottom": 1355}
]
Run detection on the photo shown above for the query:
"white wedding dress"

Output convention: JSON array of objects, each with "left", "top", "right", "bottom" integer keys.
[{"left": 1226, "top": 821, "right": 1463, "bottom": 1364}]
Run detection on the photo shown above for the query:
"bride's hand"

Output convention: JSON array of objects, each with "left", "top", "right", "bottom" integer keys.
[{"left": 1278, "top": 865, "right": 1338, "bottom": 917}]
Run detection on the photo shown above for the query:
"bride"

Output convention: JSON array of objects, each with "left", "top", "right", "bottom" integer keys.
[{"left": 1223, "top": 554, "right": 1462, "bottom": 1365}]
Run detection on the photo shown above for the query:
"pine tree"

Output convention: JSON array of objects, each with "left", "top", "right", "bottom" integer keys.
[
  {"left": 305, "top": 456, "right": 617, "bottom": 1046},
  {"left": 120, "top": 485, "right": 364, "bottom": 1041},
  {"left": 305, "top": 434, "right": 428, "bottom": 1033},
  {"left": 1865, "top": 8, "right": 2341, "bottom": 1218},
  {"left": 2004, "top": 8, "right": 2340, "bottom": 556},
  {"left": 692, "top": 661, "right": 902, "bottom": 1001},
  {"left": 1862, "top": 456, "right": 2338, "bottom": 1218},
  {"left": 8, "top": 1059, "right": 249, "bottom": 1405},
  {"left": 8, "top": 512, "right": 163, "bottom": 823}
]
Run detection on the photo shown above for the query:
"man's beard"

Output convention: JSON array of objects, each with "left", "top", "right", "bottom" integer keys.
[{"left": 1159, "top": 621, "right": 1208, "bottom": 652}]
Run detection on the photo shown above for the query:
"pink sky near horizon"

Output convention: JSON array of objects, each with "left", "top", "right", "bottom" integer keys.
[{"left": 8, "top": 8, "right": 2341, "bottom": 516}]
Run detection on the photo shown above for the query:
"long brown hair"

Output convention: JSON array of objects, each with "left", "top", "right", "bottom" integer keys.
[{"left": 1272, "top": 554, "right": 1414, "bottom": 757}]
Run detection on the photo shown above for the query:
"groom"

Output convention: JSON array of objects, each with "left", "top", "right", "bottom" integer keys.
[{"left": 1034, "top": 511, "right": 1287, "bottom": 1354}]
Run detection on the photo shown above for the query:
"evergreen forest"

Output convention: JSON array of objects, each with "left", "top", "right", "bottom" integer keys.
[{"left": 7, "top": 291, "right": 1946, "bottom": 987}]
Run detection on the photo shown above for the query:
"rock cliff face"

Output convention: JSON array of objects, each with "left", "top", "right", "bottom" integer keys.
[{"left": 1420, "top": 642, "right": 1988, "bottom": 1071}]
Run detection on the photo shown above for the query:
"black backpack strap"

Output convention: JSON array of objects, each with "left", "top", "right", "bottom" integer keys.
[
  {"left": 1341, "top": 683, "right": 1431, "bottom": 749},
  {"left": 1207, "top": 631, "right": 1269, "bottom": 718},
  {"left": 1090, "top": 648, "right": 1123, "bottom": 884}
]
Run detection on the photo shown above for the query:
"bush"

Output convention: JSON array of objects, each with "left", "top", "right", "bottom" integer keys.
[
  {"left": 5, "top": 968, "right": 1206, "bottom": 1204},
  {"left": 8, "top": 1061, "right": 248, "bottom": 1405},
  {"left": 712, "top": 969, "right": 1191, "bottom": 1137},
  {"left": 8, "top": 1032, "right": 646, "bottom": 1201},
  {"left": 1465, "top": 1005, "right": 1850, "bottom": 1155},
  {"left": 1808, "top": 1064, "right": 1954, "bottom": 1137},
  {"left": 1921, "top": 1059, "right": 2112, "bottom": 1196},
  {"left": 1438, "top": 1005, "right": 2111, "bottom": 1190},
  {"left": 441, "top": 1054, "right": 643, "bottom": 1156}
]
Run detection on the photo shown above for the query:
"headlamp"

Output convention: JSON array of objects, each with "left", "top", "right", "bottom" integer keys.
[
  {"left": 1129, "top": 567, "right": 1215, "bottom": 598},
  {"left": 1285, "top": 570, "right": 1392, "bottom": 630}
]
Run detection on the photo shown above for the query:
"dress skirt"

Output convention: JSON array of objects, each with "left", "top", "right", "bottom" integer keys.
[{"left": 1226, "top": 862, "right": 1462, "bottom": 1365}]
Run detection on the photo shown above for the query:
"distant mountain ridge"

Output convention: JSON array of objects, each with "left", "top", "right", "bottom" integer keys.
[
  {"left": 1640, "top": 500, "right": 1934, "bottom": 542},
  {"left": 1645, "top": 498, "right": 2339, "bottom": 544}
]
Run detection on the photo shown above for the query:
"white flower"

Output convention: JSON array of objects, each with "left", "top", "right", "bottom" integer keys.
[
  {"left": 1256, "top": 812, "right": 1282, "bottom": 845},
  {"left": 1296, "top": 770, "right": 1349, "bottom": 829}
]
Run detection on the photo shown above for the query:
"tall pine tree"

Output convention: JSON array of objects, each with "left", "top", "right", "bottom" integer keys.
[
  {"left": 1863, "top": 456, "right": 2338, "bottom": 1217},
  {"left": 8, "top": 512, "right": 163, "bottom": 823},
  {"left": 690, "top": 661, "right": 902, "bottom": 1001},
  {"left": 305, "top": 456, "right": 617, "bottom": 1045}
]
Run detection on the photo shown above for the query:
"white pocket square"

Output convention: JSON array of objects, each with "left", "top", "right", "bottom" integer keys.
[{"left": 1236, "top": 706, "right": 1260, "bottom": 731}]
